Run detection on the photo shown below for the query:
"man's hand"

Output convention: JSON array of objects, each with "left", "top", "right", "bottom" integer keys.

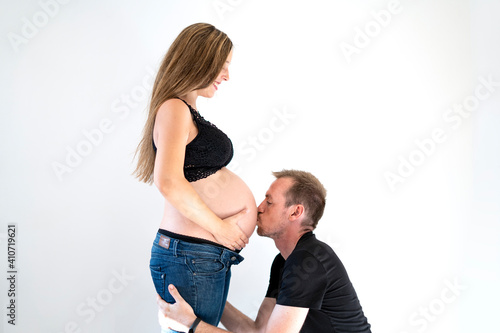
[
  {"left": 157, "top": 309, "right": 190, "bottom": 332},
  {"left": 157, "top": 285, "right": 197, "bottom": 331}
]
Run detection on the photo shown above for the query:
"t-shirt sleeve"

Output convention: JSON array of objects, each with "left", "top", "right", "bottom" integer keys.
[
  {"left": 265, "top": 254, "right": 284, "bottom": 298},
  {"left": 276, "top": 250, "right": 327, "bottom": 309}
]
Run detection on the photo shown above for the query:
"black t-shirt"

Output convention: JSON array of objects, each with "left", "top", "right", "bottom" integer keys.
[{"left": 265, "top": 232, "right": 371, "bottom": 332}]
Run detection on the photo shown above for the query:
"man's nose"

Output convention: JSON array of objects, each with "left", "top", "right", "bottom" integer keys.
[{"left": 257, "top": 201, "right": 265, "bottom": 213}]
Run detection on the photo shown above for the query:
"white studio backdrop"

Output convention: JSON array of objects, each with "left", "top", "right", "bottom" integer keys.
[{"left": 1, "top": 0, "right": 499, "bottom": 332}]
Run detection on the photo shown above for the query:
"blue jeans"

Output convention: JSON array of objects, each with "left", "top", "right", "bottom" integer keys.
[{"left": 150, "top": 232, "right": 244, "bottom": 332}]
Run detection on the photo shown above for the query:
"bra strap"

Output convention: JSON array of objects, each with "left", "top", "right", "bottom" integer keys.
[{"left": 176, "top": 97, "right": 196, "bottom": 112}]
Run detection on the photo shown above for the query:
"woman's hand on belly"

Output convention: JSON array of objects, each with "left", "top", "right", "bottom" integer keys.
[
  {"left": 214, "top": 208, "right": 250, "bottom": 250},
  {"left": 160, "top": 168, "right": 258, "bottom": 249}
]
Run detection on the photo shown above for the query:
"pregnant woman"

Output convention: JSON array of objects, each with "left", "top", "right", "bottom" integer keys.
[{"left": 133, "top": 23, "right": 257, "bottom": 332}]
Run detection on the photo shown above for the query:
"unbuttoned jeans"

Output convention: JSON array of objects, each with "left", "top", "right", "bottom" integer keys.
[{"left": 150, "top": 232, "right": 244, "bottom": 332}]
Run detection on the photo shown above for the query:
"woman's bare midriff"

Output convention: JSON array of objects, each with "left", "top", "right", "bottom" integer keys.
[{"left": 158, "top": 168, "right": 257, "bottom": 242}]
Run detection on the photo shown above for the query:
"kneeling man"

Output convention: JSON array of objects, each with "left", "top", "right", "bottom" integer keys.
[{"left": 158, "top": 170, "right": 371, "bottom": 333}]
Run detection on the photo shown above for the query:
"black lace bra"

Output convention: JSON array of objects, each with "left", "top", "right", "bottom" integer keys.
[{"left": 153, "top": 98, "right": 233, "bottom": 182}]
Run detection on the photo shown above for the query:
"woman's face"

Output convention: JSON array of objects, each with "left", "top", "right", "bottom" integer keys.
[{"left": 197, "top": 49, "right": 233, "bottom": 98}]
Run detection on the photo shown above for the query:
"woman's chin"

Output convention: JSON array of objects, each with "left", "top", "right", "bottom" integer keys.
[{"left": 200, "top": 92, "right": 216, "bottom": 99}]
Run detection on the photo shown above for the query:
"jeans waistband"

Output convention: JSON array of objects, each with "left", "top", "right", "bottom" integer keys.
[
  {"left": 159, "top": 228, "right": 242, "bottom": 253},
  {"left": 152, "top": 232, "right": 244, "bottom": 264}
]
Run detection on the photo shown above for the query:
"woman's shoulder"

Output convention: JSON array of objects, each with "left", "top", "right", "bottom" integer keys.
[
  {"left": 155, "top": 98, "right": 193, "bottom": 127},
  {"left": 159, "top": 97, "right": 190, "bottom": 112},
  {"left": 157, "top": 98, "right": 193, "bottom": 116}
]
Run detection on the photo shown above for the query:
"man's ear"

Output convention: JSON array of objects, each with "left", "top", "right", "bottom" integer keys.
[{"left": 288, "top": 204, "right": 305, "bottom": 221}]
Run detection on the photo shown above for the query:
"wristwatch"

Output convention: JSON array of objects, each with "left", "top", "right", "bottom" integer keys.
[{"left": 189, "top": 317, "right": 202, "bottom": 333}]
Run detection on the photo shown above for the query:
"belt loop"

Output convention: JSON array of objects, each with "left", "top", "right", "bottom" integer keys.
[{"left": 172, "top": 239, "right": 179, "bottom": 257}]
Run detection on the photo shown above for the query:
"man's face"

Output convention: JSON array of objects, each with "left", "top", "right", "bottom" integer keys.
[{"left": 256, "top": 177, "right": 293, "bottom": 238}]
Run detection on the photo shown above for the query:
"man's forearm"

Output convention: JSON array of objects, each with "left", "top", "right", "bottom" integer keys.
[
  {"left": 221, "top": 298, "right": 276, "bottom": 333},
  {"left": 195, "top": 321, "right": 231, "bottom": 333},
  {"left": 220, "top": 302, "right": 258, "bottom": 333}
]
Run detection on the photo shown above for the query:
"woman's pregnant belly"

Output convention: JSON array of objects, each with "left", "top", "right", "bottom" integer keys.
[{"left": 159, "top": 167, "right": 258, "bottom": 243}]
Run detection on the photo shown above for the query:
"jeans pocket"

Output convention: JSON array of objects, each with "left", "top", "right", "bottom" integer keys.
[
  {"left": 186, "top": 257, "right": 225, "bottom": 276},
  {"left": 150, "top": 265, "right": 166, "bottom": 297}
]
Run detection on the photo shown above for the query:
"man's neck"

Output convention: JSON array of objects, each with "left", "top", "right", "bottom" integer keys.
[{"left": 274, "top": 230, "right": 309, "bottom": 260}]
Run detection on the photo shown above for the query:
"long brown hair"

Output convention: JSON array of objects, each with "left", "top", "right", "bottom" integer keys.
[{"left": 133, "top": 23, "right": 233, "bottom": 184}]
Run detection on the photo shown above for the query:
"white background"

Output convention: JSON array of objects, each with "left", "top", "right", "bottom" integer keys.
[{"left": 1, "top": 0, "right": 499, "bottom": 332}]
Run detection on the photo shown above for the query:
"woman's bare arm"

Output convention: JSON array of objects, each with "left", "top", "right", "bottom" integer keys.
[{"left": 153, "top": 99, "right": 248, "bottom": 250}]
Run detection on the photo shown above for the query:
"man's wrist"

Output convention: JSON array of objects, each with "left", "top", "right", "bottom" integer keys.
[{"left": 189, "top": 317, "right": 202, "bottom": 333}]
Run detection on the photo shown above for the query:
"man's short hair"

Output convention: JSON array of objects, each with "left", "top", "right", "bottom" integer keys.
[{"left": 272, "top": 169, "right": 327, "bottom": 231}]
